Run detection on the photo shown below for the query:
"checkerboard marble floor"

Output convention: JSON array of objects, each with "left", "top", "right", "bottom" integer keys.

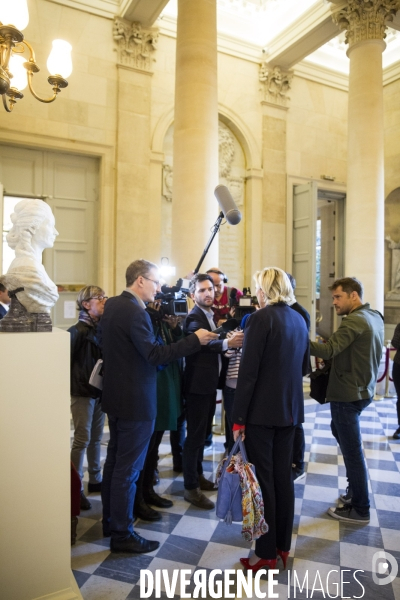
[{"left": 72, "top": 397, "right": 400, "bottom": 599}]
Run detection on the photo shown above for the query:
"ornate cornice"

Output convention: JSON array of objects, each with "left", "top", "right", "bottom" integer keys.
[
  {"left": 332, "top": 0, "right": 400, "bottom": 47},
  {"left": 113, "top": 18, "right": 158, "bottom": 72},
  {"left": 259, "top": 64, "right": 293, "bottom": 108}
]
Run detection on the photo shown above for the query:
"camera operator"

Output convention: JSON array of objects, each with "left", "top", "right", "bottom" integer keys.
[{"left": 206, "top": 267, "right": 242, "bottom": 326}]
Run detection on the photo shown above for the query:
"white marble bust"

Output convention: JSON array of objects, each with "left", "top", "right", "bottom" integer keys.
[{"left": 4, "top": 199, "right": 59, "bottom": 314}]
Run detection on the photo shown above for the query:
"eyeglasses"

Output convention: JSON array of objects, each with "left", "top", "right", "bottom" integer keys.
[
  {"left": 89, "top": 295, "right": 108, "bottom": 302},
  {"left": 142, "top": 276, "right": 160, "bottom": 287}
]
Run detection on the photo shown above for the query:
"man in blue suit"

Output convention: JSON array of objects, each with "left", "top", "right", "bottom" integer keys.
[
  {"left": 101, "top": 259, "right": 217, "bottom": 554},
  {"left": 0, "top": 281, "right": 10, "bottom": 319}
]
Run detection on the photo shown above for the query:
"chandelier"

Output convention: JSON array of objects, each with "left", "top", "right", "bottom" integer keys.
[{"left": 0, "top": 0, "right": 72, "bottom": 112}]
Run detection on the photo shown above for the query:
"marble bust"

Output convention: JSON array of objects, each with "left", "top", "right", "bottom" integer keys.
[{"left": 3, "top": 199, "right": 59, "bottom": 316}]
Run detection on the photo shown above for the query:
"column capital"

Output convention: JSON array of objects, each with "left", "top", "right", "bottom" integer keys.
[
  {"left": 113, "top": 17, "right": 158, "bottom": 73},
  {"left": 259, "top": 63, "right": 293, "bottom": 109},
  {"left": 332, "top": 0, "right": 400, "bottom": 47}
]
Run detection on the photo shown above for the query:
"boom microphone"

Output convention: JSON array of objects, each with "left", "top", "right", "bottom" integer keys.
[{"left": 214, "top": 185, "right": 242, "bottom": 225}]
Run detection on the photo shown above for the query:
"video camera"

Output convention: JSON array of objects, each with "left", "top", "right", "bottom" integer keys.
[
  {"left": 155, "top": 278, "right": 190, "bottom": 317},
  {"left": 234, "top": 287, "right": 258, "bottom": 321}
]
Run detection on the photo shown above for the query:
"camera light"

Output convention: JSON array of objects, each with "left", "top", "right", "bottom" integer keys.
[{"left": 159, "top": 265, "right": 176, "bottom": 278}]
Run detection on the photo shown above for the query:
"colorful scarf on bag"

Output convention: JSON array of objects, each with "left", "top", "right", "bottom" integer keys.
[{"left": 216, "top": 451, "right": 268, "bottom": 542}]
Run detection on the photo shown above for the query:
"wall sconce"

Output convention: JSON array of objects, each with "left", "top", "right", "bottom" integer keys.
[{"left": 0, "top": 0, "right": 72, "bottom": 112}]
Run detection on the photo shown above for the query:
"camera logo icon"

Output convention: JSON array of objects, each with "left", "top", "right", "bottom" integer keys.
[{"left": 372, "top": 551, "right": 398, "bottom": 585}]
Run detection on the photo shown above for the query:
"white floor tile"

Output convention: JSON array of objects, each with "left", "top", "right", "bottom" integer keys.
[
  {"left": 71, "top": 542, "right": 111, "bottom": 574},
  {"left": 298, "top": 515, "right": 339, "bottom": 541},
  {"left": 309, "top": 444, "right": 338, "bottom": 455},
  {"left": 171, "top": 515, "right": 219, "bottom": 541},
  {"left": 340, "top": 541, "right": 383, "bottom": 571},
  {"left": 369, "top": 468, "right": 400, "bottom": 483},
  {"left": 79, "top": 575, "right": 134, "bottom": 600},
  {"left": 381, "top": 527, "right": 400, "bottom": 552},
  {"left": 364, "top": 449, "right": 395, "bottom": 461},
  {"left": 307, "top": 462, "right": 339, "bottom": 477},
  {"left": 198, "top": 541, "right": 245, "bottom": 570},
  {"left": 374, "top": 494, "right": 400, "bottom": 512},
  {"left": 303, "top": 485, "right": 338, "bottom": 503}
]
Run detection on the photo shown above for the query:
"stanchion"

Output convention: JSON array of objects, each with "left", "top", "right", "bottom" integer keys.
[{"left": 374, "top": 341, "right": 396, "bottom": 400}]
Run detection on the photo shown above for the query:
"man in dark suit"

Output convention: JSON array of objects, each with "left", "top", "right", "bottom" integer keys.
[
  {"left": 182, "top": 273, "right": 243, "bottom": 509},
  {"left": 286, "top": 273, "right": 311, "bottom": 483},
  {"left": 0, "top": 281, "right": 10, "bottom": 319},
  {"left": 100, "top": 260, "right": 217, "bottom": 554}
]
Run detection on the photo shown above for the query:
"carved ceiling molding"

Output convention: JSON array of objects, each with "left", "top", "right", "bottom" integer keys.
[
  {"left": 113, "top": 17, "right": 158, "bottom": 72},
  {"left": 259, "top": 63, "right": 293, "bottom": 108},
  {"left": 332, "top": 0, "right": 400, "bottom": 47}
]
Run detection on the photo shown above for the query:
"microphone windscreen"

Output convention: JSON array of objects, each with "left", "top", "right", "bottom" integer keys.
[
  {"left": 214, "top": 185, "right": 242, "bottom": 225},
  {"left": 221, "top": 318, "right": 240, "bottom": 332}
]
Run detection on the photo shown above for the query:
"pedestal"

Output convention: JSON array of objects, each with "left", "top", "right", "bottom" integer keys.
[{"left": 0, "top": 328, "right": 82, "bottom": 600}]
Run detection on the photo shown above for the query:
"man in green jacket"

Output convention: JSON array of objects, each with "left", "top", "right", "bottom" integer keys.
[{"left": 310, "top": 277, "right": 384, "bottom": 524}]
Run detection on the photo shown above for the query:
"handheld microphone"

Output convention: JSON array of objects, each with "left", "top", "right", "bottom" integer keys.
[
  {"left": 214, "top": 318, "right": 240, "bottom": 336},
  {"left": 214, "top": 185, "right": 242, "bottom": 225}
]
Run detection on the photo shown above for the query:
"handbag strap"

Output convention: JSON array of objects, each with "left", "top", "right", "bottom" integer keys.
[{"left": 225, "top": 436, "right": 249, "bottom": 465}]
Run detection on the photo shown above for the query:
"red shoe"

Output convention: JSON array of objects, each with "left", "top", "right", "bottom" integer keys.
[
  {"left": 240, "top": 557, "right": 277, "bottom": 573},
  {"left": 277, "top": 549, "right": 289, "bottom": 569}
]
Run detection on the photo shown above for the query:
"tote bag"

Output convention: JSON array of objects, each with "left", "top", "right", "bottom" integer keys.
[{"left": 215, "top": 437, "right": 254, "bottom": 524}]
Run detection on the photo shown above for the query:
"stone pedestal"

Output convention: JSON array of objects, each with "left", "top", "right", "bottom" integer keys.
[
  {"left": 171, "top": 0, "right": 219, "bottom": 274},
  {"left": 0, "top": 328, "right": 82, "bottom": 600}
]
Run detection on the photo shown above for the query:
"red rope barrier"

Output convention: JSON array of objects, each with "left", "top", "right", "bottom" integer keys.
[{"left": 376, "top": 346, "right": 395, "bottom": 383}]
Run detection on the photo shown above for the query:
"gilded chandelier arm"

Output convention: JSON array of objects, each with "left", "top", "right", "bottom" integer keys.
[
  {"left": 2, "top": 94, "right": 13, "bottom": 112},
  {"left": 26, "top": 71, "right": 58, "bottom": 103}
]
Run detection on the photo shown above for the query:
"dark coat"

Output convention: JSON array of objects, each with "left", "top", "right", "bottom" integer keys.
[
  {"left": 101, "top": 291, "right": 201, "bottom": 421},
  {"left": 153, "top": 320, "right": 184, "bottom": 431},
  {"left": 290, "top": 301, "right": 311, "bottom": 331},
  {"left": 183, "top": 305, "right": 226, "bottom": 395},
  {"left": 0, "top": 304, "right": 7, "bottom": 320},
  {"left": 68, "top": 320, "right": 102, "bottom": 398},
  {"left": 232, "top": 303, "right": 310, "bottom": 428}
]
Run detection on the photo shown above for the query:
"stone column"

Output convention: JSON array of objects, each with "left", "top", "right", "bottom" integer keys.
[
  {"left": 171, "top": 0, "right": 219, "bottom": 275},
  {"left": 259, "top": 64, "right": 293, "bottom": 270},
  {"left": 113, "top": 19, "right": 159, "bottom": 287},
  {"left": 332, "top": 0, "right": 400, "bottom": 312}
]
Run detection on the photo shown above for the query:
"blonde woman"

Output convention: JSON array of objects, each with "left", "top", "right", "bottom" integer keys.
[{"left": 232, "top": 267, "right": 309, "bottom": 573}]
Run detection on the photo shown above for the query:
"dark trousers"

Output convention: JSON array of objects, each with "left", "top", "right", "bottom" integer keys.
[
  {"left": 392, "top": 361, "right": 400, "bottom": 425},
  {"left": 293, "top": 424, "right": 305, "bottom": 470},
  {"left": 135, "top": 429, "right": 165, "bottom": 506},
  {"left": 330, "top": 399, "right": 371, "bottom": 517},
  {"left": 183, "top": 392, "right": 216, "bottom": 490},
  {"left": 101, "top": 416, "right": 154, "bottom": 540},
  {"left": 223, "top": 385, "right": 236, "bottom": 453},
  {"left": 245, "top": 424, "right": 296, "bottom": 559},
  {"left": 170, "top": 410, "right": 186, "bottom": 468}
]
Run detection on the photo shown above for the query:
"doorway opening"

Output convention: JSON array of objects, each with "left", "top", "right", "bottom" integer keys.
[
  {"left": 316, "top": 190, "right": 345, "bottom": 340},
  {"left": 292, "top": 182, "right": 345, "bottom": 339}
]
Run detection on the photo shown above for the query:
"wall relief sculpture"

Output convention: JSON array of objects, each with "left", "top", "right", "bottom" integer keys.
[
  {"left": 113, "top": 18, "right": 158, "bottom": 72},
  {"left": 385, "top": 235, "right": 400, "bottom": 300},
  {"left": 219, "top": 124, "right": 235, "bottom": 178},
  {"left": 259, "top": 63, "right": 293, "bottom": 108},
  {"left": 0, "top": 200, "right": 59, "bottom": 332},
  {"left": 162, "top": 164, "right": 173, "bottom": 202}
]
